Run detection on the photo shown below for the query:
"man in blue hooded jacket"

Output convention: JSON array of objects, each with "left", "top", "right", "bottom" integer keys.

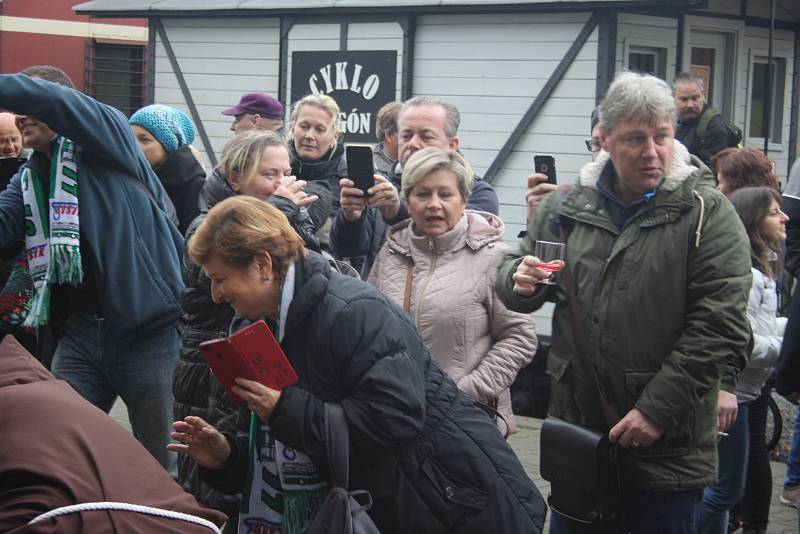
[{"left": 0, "top": 66, "right": 184, "bottom": 473}]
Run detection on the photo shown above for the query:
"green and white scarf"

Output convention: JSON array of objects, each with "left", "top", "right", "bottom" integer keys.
[
  {"left": 238, "top": 264, "right": 328, "bottom": 534},
  {"left": 20, "top": 137, "right": 82, "bottom": 327}
]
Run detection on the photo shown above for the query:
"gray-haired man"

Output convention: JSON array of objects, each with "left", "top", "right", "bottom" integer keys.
[
  {"left": 330, "top": 96, "right": 498, "bottom": 277},
  {"left": 497, "top": 71, "right": 751, "bottom": 532}
]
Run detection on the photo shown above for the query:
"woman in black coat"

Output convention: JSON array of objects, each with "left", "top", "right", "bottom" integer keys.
[
  {"left": 173, "top": 131, "right": 332, "bottom": 524},
  {"left": 170, "top": 195, "right": 546, "bottom": 534},
  {"left": 287, "top": 94, "right": 348, "bottom": 218},
  {"left": 130, "top": 104, "right": 206, "bottom": 235}
]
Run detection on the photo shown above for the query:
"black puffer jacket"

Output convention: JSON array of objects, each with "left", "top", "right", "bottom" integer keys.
[
  {"left": 201, "top": 252, "right": 546, "bottom": 533},
  {"left": 173, "top": 170, "right": 332, "bottom": 514},
  {"left": 153, "top": 145, "right": 206, "bottom": 235},
  {"left": 289, "top": 140, "right": 347, "bottom": 216}
]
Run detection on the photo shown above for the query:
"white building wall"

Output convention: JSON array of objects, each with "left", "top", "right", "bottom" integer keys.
[
  {"left": 285, "top": 23, "right": 341, "bottom": 112},
  {"left": 615, "top": 13, "right": 678, "bottom": 80},
  {"left": 413, "top": 12, "right": 598, "bottom": 337},
  {"left": 413, "top": 12, "right": 597, "bottom": 244},
  {"left": 153, "top": 17, "right": 281, "bottom": 163},
  {"left": 153, "top": 18, "right": 406, "bottom": 164},
  {"left": 346, "top": 22, "right": 404, "bottom": 100}
]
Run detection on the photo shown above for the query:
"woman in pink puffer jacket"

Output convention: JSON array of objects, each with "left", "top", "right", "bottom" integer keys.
[{"left": 368, "top": 147, "right": 537, "bottom": 434}]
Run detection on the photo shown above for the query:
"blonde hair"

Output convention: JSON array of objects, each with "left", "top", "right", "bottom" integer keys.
[
  {"left": 401, "top": 147, "right": 474, "bottom": 201},
  {"left": 188, "top": 196, "right": 306, "bottom": 276},
  {"left": 217, "top": 130, "right": 287, "bottom": 190},
  {"left": 289, "top": 94, "right": 341, "bottom": 139},
  {"left": 188, "top": 145, "right": 208, "bottom": 174}
]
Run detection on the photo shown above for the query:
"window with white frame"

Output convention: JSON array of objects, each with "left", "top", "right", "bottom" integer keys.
[{"left": 628, "top": 45, "right": 668, "bottom": 79}]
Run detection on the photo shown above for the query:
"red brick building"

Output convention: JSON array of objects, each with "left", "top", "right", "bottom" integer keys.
[{"left": 0, "top": 0, "right": 147, "bottom": 115}]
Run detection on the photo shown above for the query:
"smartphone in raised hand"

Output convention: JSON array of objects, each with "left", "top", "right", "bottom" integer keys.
[
  {"left": 534, "top": 155, "right": 557, "bottom": 186},
  {"left": 345, "top": 144, "right": 375, "bottom": 195}
]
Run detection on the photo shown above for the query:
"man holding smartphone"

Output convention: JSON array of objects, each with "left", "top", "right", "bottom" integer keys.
[
  {"left": 525, "top": 107, "right": 602, "bottom": 220},
  {"left": 330, "top": 96, "right": 499, "bottom": 277}
]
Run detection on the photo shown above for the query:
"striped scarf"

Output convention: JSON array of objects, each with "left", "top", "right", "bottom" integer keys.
[
  {"left": 237, "top": 264, "right": 328, "bottom": 533},
  {"left": 19, "top": 137, "right": 82, "bottom": 327}
]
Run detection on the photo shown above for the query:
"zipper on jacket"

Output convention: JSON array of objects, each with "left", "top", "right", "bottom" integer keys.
[{"left": 413, "top": 238, "right": 438, "bottom": 328}]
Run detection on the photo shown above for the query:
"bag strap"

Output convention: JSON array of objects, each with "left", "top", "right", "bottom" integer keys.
[
  {"left": 558, "top": 223, "right": 620, "bottom": 430},
  {"left": 118, "top": 168, "right": 180, "bottom": 229},
  {"left": 696, "top": 106, "right": 719, "bottom": 140},
  {"left": 473, "top": 400, "right": 510, "bottom": 439},
  {"left": 323, "top": 402, "right": 350, "bottom": 489}
]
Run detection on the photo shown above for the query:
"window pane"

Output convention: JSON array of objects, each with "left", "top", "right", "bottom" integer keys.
[
  {"left": 628, "top": 45, "right": 666, "bottom": 79},
  {"left": 750, "top": 62, "right": 768, "bottom": 138},
  {"left": 690, "top": 47, "right": 715, "bottom": 105},
  {"left": 629, "top": 53, "right": 656, "bottom": 75},
  {"left": 85, "top": 43, "right": 146, "bottom": 117},
  {"left": 749, "top": 57, "right": 786, "bottom": 143}
]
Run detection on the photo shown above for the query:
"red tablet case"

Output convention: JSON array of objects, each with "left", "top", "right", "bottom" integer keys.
[{"left": 198, "top": 320, "right": 298, "bottom": 404}]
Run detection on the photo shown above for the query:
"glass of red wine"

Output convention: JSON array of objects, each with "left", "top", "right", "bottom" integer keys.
[{"left": 534, "top": 240, "right": 565, "bottom": 285}]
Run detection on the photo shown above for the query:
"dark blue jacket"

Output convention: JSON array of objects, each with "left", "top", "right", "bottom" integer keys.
[
  {"left": 330, "top": 161, "right": 499, "bottom": 277},
  {"left": 0, "top": 74, "right": 184, "bottom": 342}
]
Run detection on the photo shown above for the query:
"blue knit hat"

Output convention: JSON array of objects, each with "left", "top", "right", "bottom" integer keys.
[{"left": 130, "top": 104, "right": 196, "bottom": 152}]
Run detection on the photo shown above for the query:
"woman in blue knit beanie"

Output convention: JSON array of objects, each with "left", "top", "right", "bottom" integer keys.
[{"left": 130, "top": 104, "right": 206, "bottom": 234}]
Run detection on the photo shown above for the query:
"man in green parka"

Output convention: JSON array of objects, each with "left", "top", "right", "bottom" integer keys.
[{"left": 497, "top": 71, "right": 752, "bottom": 533}]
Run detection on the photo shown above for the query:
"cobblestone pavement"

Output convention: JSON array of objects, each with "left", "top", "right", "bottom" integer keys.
[{"left": 112, "top": 400, "right": 798, "bottom": 532}]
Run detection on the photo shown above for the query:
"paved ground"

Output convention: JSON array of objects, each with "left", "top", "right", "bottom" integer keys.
[{"left": 112, "top": 400, "right": 797, "bottom": 532}]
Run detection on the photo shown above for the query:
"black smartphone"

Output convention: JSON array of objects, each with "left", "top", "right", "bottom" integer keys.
[
  {"left": 345, "top": 144, "right": 375, "bottom": 195},
  {"left": 0, "top": 157, "right": 26, "bottom": 189},
  {"left": 534, "top": 155, "right": 557, "bottom": 186}
]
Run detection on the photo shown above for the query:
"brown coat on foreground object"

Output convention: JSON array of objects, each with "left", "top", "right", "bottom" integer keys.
[{"left": 0, "top": 335, "right": 227, "bottom": 533}]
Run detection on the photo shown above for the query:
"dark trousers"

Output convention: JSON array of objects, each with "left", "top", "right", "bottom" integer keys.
[
  {"left": 549, "top": 488, "right": 702, "bottom": 534},
  {"left": 740, "top": 392, "right": 772, "bottom": 529}
]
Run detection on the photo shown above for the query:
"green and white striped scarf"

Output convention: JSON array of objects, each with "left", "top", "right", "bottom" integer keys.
[
  {"left": 238, "top": 264, "right": 327, "bottom": 534},
  {"left": 19, "top": 136, "right": 82, "bottom": 327}
]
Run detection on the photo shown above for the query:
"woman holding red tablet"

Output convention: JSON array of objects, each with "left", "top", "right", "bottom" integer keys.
[
  {"left": 173, "top": 130, "right": 332, "bottom": 527},
  {"left": 169, "top": 195, "right": 545, "bottom": 534}
]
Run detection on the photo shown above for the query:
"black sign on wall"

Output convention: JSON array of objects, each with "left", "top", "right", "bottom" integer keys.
[{"left": 291, "top": 50, "right": 398, "bottom": 143}]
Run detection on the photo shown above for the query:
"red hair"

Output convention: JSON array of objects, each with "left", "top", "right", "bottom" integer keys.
[{"left": 710, "top": 148, "right": 779, "bottom": 193}]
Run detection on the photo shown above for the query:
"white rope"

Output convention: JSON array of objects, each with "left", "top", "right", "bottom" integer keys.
[{"left": 27, "top": 501, "right": 222, "bottom": 533}]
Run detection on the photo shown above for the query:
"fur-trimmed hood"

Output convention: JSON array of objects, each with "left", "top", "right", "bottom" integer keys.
[
  {"left": 385, "top": 210, "right": 505, "bottom": 257},
  {"left": 577, "top": 140, "right": 708, "bottom": 193}
]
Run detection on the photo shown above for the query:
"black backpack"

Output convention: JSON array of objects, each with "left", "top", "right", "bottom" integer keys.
[{"left": 697, "top": 106, "right": 743, "bottom": 149}]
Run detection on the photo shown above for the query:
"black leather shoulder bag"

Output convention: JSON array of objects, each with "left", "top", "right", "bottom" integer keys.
[{"left": 538, "top": 222, "right": 621, "bottom": 525}]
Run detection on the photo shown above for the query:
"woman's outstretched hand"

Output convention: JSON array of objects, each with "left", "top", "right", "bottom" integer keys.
[{"left": 167, "top": 415, "right": 232, "bottom": 471}]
